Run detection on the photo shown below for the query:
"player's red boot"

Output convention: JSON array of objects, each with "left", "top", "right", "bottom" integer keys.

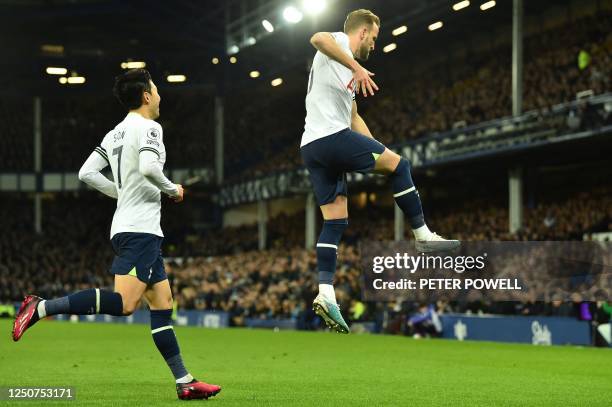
[
  {"left": 176, "top": 379, "right": 221, "bottom": 400},
  {"left": 12, "top": 295, "right": 43, "bottom": 342}
]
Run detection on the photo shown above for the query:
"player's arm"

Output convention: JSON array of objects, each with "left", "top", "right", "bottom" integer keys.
[
  {"left": 78, "top": 148, "right": 118, "bottom": 199},
  {"left": 310, "top": 32, "right": 378, "bottom": 96},
  {"left": 138, "top": 151, "right": 183, "bottom": 202},
  {"left": 351, "top": 100, "right": 374, "bottom": 138}
]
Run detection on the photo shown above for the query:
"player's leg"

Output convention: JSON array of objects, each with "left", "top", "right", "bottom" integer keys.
[
  {"left": 373, "top": 148, "right": 429, "bottom": 238},
  {"left": 318, "top": 194, "right": 349, "bottom": 304},
  {"left": 143, "top": 279, "right": 191, "bottom": 383},
  {"left": 12, "top": 272, "right": 145, "bottom": 342},
  {"left": 13, "top": 232, "right": 153, "bottom": 342},
  {"left": 301, "top": 135, "right": 351, "bottom": 333},
  {"left": 373, "top": 147, "right": 459, "bottom": 252},
  {"left": 314, "top": 195, "right": 350, "bottom": 333},
  {"left": 113, "top": 274, "right": 147, "bottom": 314},
  {"left": 143, "top": 269, "right": 221, "bottom": 400}
]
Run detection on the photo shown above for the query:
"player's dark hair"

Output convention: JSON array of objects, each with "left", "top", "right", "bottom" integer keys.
[{"left": 113, "top": 68, "right": 152, "bottom": 110}]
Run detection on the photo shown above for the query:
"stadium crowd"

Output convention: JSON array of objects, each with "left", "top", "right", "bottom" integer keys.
[
  {"left": 1, "top": 9, "right": 610, "bottom": 340},
  {"left": 1, "top": 186, "right": 610, "bottom": 332},
  {"left": 223, "top": 11, "right": 612, "bottom": 181},
  {"left": 0, "top": 90, "right": 214, "bottom": 173},
  {"left": 1, "top": 12, "right": 609, "bottom": 181}
]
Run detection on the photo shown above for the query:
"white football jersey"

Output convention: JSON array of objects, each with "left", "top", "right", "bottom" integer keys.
[
  {"left": 301, "top": 32, "right": 356, "bottom": 147},
  {"left": 97, "top": 112, "right": 167, "bottom": 238}
]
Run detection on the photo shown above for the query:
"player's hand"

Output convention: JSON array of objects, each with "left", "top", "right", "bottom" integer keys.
[
  {"left": 353, "top": 63, "right": 378, "bottom": 97},
  {"left": 172, "top": 184, "right": 184, "bottom": 203}
]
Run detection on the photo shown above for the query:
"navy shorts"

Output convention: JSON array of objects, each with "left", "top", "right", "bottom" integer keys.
[
  {"left": 300, "top": 128, "right": 386, "bottom": 205},
  {"left": 110, "top": 232, "right": 167, "bottom": 285}
]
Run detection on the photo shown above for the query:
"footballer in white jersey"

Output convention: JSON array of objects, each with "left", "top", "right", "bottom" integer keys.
[
  {"left": 12, "top": 69, "right": 221, "bottom": 400},
  {"left": 300, "top": 10, "right": 460, "bottom": 334},
  {"left": 98, "top": 112, "right": 170, "bottom": 239}
]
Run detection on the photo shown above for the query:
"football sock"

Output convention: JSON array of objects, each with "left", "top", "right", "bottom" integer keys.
[
  {"left": 38, "top": 288, "right": 123, "bottom": 318},
  {"left": 316, "top": 218, "right": 347, "bottom": 302},
  {"left": 318, "top": 284, "right": 337, "bottom": 303},
  {"left": 390, "top": 158, "right": 432, "bottom": 239},
  {"left": 176, "top": 374, "right": 195, "bottom": 384},
  {"left": 150, "top": 309, "right": 190, "bottom": 382},
  {"left": 412, "top": 224, "right": 433, "bottom": 241}
]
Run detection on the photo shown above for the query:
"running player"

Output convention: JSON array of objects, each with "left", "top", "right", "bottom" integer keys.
[
  {"left": 12, "top": 69, "right": 221, "bottom": 401},
  {"left": 301, "top": 10, "right": 460, "bottom": 334}
]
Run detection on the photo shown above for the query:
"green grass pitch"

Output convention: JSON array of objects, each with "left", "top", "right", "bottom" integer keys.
[{"left": 1, "top": 319, "right": 611, "bottom": 406}]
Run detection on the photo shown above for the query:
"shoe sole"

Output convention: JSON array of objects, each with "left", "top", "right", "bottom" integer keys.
[
  {"left": 313, "top": 303, "right": 349, "bottom": 334},
  {"left": 12, "top": 296, "right": 41, "bottom": 342},
  {"left": 415, "top": 240, "right": 461, "bottom": 254},
  {"left": 179, "top": 388, "right": 221, "bottom": 400}
]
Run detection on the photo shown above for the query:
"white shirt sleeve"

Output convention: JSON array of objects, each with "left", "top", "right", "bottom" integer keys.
[
  {"left": 137, "top": 124, "right": 177, "bottom": 196},
  {"left": 330, "top": 32, "right": 350, "bottom": 50},
  {"left": 138, "top": 150, "right": 179, "bottom": 197},
  {"left": 78, "top": 149, "right": 118, "bottom": 199},
  {"left": 138, "top": 123, "right": 164, "bottom": 157}
]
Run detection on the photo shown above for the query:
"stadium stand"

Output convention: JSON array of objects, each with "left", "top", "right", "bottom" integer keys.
[
  {"left": 2, "top": 185, "right": 609, "bottom": 328},
  {"left": 0, "top": 7, "right": 610, "bottom": 336}
]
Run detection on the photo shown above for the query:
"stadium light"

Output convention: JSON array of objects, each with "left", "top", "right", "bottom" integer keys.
[
  {"left": 212, "top": 57, "right": 219, "bottom": 65},
  {"left": 228, "top": 45, "right": 240, "bottom": 55},
  {"left": 67, "top": 76, "right": 85, "bottom": 84},
  {"left": 247, "top": 37, "right": 257, "bottom": 46},
  {"left": 302, "top": 0, "right": 326, "bottom": 15},
  {"left": 392, "top": 25, "right": 407, "bottom": 36},
  {"left": 167, "top": 75, "right": 186, "bottom": 83},
  {"left": 120, "top": 61, "right": 146, "bottom": 69},
  {"left": 58, "top": 77, "right": 67, "bottom": 84},
  {"left": 383, "top": 43, "right": 397, "bottom": 53},
  {"left": 283, "top": 6, "right": 303, "bottom": 23},
  {"left": 428, "top": 21, "right": 443, "bottom": 31},
  {"left": 46, "top": 67, "right": 67, "bottom": 75},
  {"left": 271, "top": 77, "right": 283, "bottom": 87},
  {"left": 480, "top": 1, "right": 496, "bottom": 10},
  {"left": 262, "top": 19, "right": 274, "bottom": 32},
  {"left": 229, "top": 56, "right": 237, "bottom": 64},
  {"left": 41, "top": 44, "right": 64, "bottom": 55},
  {"left": 453, "top": 1, "right": 470, "bottom": 11},
  {"left": 250, "top": 71, "right": 260, "bottom": 78}
]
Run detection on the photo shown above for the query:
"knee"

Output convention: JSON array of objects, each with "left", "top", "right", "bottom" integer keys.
[
  {"left": 376, "top": 149, "right": 402, "bottom": 173},
  {"left": 333, "top": 195, "right": 347, "bottom": 205},
  {"left": 321, "top": 195, "right": 348, "bottom": 219},
  {"left": 121, "top": 297, "right": 140, "bottom": 316},
  {"left": 323, "top": 218, "right": 348, "bottom": 234},
  {"left": 149, "top": 294, "right": 174, "bottom": 311},
  {"left": 160, "top": 295, "right": 174, "bottom": 310},
  {"left": 392, "top": 157, "right": 411, "bottom": 175}
]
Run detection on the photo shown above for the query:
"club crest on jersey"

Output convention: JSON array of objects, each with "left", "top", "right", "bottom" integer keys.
[{"left": 147, "top": 128, "right": 160, "bottom": 140}]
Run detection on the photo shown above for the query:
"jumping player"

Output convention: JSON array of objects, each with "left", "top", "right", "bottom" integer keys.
[
  {"left": 12, "top": 69, "right": 221, "bottom": 401},
  {"left": 301, "top": 10, "right": 460, "bottom": 334}
]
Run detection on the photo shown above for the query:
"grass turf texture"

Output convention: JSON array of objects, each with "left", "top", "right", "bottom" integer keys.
[{"left": 1, "top": 319, "right": 611, "bottom": 406}]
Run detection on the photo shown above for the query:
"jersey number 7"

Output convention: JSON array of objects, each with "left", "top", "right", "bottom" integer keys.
[{"left": 112, "top": 145, "right": 123, "bottom": 189}]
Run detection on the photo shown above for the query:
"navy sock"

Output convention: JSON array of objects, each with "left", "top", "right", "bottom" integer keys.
[
  {"left": 151, "top": 309, "right": 189, "bottom": 380},
  {"left": 316, "top": 218, "right": 348, "bottom": 284},
  {"left": 390, "top": 158, "right": 425, "bottom": 229},
  {"left": 44, "top": 288, "right": 123, "bottom": 316}
]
